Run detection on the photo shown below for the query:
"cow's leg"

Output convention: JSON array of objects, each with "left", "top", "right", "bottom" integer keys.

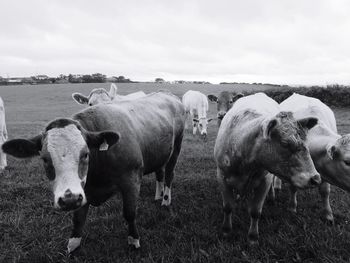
[
  {"left": 273, "top": 176, "right": 282, "bottom": 195},
  {"left": 155, "top": 169, "right": 165, "bottom": 200},
  {"left": 162, "top": 133, "right": 183, "bottom": 206},
  {"left": 288, "top": 184, "right": 298, "bottom": 213},
  {"left": 217, "top": 169, "right": 235, "bottom": 236},
  {"left": 121, "top": 173, "right": 141, "bottom": 248},
  {"left": 67, "top": 204, "right": 89, "bottom": 253},
  {"left": 319, "top": 181, "right": 334, "bottom": 223},
  {"left": 247, "top": 174, "right": 273, "bottom": 245},
  {"left": 192, "top": 112, "right": 198, "bottom": 135}
]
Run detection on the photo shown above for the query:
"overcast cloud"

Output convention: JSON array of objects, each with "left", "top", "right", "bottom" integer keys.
[{"left": 1, "top": 0, "right": 350, "bottom": 85}]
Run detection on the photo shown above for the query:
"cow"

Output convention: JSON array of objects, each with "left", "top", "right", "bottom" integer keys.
[
  {"left": 214, "top": 92, "right": 321, "bottom": 245},
  {"left": 276, "top": 93, "right": 350, "bottom": 223},
  {"left": 0, "top": 97, "right": 7, "bottom": 171},
  {"left": 208, "top": 91, "right": 244, "bottom": 126},
  {"left": 182, "top": 90, "right": 213, "bottom": 138},
  {"left": 2, "top": 91, "right": 186, "bottom": 253},
  {"left": 72, "top": 83, "right": 146, "bottom": 106}
]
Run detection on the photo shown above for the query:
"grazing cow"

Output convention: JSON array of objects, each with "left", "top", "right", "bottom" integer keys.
[
  {"left": 214, "top": 92, "right": 321, "bottom": 245},
  {"left": 182, "top": 90, "right": 213, "bottom": 137},
  {"left": 0, "top": 97, "right": 7, "bottom": 171},
  {"left": 72, "top": 83, "right": 146, "bottom": 106},
  {"left": 2, "top": 91, "right": 185, "bottom": 253},
  {"left": 277, "top": 93, "right": 350, "bottom": 222},
  {"left": 208, "top": 91, "right": 244, "bottom": 126}
]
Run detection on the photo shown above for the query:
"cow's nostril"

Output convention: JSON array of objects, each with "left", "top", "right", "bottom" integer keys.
[
  {"left": 58, "top": 197, "right": 65, "bottom": 207},
  {"left": 310, "top": 174, "right": 321, "bottom": 185},
  {"left": 64, "top": 189, "right": 72, "bottom": 198},
  {"left": 78, "top": 194, "right": 83, "bottom": 202}
]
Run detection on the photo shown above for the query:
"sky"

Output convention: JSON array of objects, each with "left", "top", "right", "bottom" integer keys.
[{"left": 1, "top": 0, "right": 350, "bottom": 85}]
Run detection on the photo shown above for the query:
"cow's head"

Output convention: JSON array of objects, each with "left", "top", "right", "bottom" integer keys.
[
  {"left": 208, "top": 92, "right": 243, "bottom": 126},
  {"left": 259, "top": 112, "right": 321, "bottom": 188},
  {"left": 2, "top": 118, "right": 119, "bottom": 211},
  {"left": 193, "top": 117, "right": 213, "bottom": 138},
  {"left": 72, "top": 84, "right": 118, "bottom": 106},
  {"left": 321, "top": 134, "right": 350, "bottom": 192}
]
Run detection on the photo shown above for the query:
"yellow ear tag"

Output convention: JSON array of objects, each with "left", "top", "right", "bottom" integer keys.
[{"left": 99, "top": 140, "right": 109, "bottom": 151}]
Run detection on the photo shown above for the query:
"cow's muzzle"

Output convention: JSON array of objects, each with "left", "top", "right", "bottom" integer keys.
[
  {"left": 217, "top": 111, "right": 226, "bottom": 120},
  {"left": 308, "top": 174, "right": 322, "bottom": 187},
  {"left": 57, "top": 189, "right": 84, "bottom": 211}
]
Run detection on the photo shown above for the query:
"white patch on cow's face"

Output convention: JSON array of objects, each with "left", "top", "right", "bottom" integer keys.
[
  {"left": 89, "top": 92, "right": 111, "bottom": 106},
  {"left": 198, "top": 118, "right": 208, "bottom": 135},
  {"left": 47, "top": 124, "right": 88, "bottom": 209}
]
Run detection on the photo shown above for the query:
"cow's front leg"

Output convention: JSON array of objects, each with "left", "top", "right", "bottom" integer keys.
[
  {"left": 247, "top": 174, "right": 273, "bottom": 245},
  {"left": 121, "top": 174, "right": 141, "bottom": 249},
  {"left": 68, "top": 204, "right": 90, "bottom": 253},
  {"left": 288, "top": 184, "right": 298, "bottom": 213},
  {"left": 319, "top": 181, "right": 334, "bottom": 223},
  {"left": 155, "top": 169, "right": 164, "bottom": 201},
  {"left": 217, "top": 169, "right": 235, "bottom": 236}
]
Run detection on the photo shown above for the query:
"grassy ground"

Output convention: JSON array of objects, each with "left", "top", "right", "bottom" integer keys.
[{"left": 0, "top": 83, "right": 349, "bottom": 263}]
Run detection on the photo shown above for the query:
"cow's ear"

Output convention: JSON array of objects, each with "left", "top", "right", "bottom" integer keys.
[
  {"left": 326, "top": 144, "right": 339, "bottom": 160},
  {"left": 262, "top": 119, "right": 278, "bottom": 139},
  {"left": 232, "top": 93, "right": 244, "bottom": 102},
  {"left": 207, "top": 95, "right": 218, "bottom": 102},
  {"left": 2, "top": 134, "right": 42, "bottom": 158},
  {"left": 208, "top": 118, "right": 214, "bottom": 122},
  {"left": 86, "top": 131, "right": 120, "bottom": 150},
  {"left": 109, "top": 84, "right": 118, "bottom": 100},
  {"left": 72, "top": 93, "right": 89, "bottom": 105},
  {"left": 297, "top": 117, "right": 318, "bottom": 130}
]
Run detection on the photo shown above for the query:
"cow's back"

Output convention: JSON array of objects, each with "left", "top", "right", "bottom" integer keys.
[
  {"left": 280, "top": 93, "right": 337, "bottom": 133},
  {"left": 74, "top": 92, "right": 186, "bottom": 174},
  {"left": 182, "top": 90, "right": 208, "bottom": 117}
]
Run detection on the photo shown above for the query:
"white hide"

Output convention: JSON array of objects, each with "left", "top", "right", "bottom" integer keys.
[
  {"left": 47, "top": 124, "right": 87, "bottom": 208},
  {"left": 161, "top": 186, "right": 171, "bottom": 206},
  {"left": 155, "top": 181, "right": 164, "bottom": 200},
  {"left": 280, "top": 93, "right": 337, "bottom": 133},
  {"left": 0, "top": 97, "right": 7, "bottom": 170},
  {"left": 182, "top": 90, "right": 210, "bottom": 135},
  {"left": 221, "top": 92, "right": 280, "bottom": 131},
  {"left": 128, "top": 236, "right": 140, "bottom": 248}
]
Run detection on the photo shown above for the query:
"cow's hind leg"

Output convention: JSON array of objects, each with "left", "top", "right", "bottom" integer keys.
[
  {"left": 68, "top": 204, "right": 90, "bottom": 253},
  {"left": 121, "top": 172, "right": 141, "bottom": 248},
  {"left": 161, "top": 134, "right": 183, "bottom": 206},
  {"left": 155, "top": 169, "right": 165, "bottom": 201},
  {"left": 217, "top": 169, "right": 235, "bottom": 236},
  {"left": 247, "top": 173, "right": 273, "bottom": 245},
  {"left": 319, "top": 182, "right": 334, "bottom": 223},
  {"left": 288, "top": 185, "right": 298, "bottom": 213}
]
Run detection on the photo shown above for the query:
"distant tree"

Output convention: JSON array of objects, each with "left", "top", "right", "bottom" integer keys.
[{"left": 155, "top": 78, "right": 165, "bottom": 83}]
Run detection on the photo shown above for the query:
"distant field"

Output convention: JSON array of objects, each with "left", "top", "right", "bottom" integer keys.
[{"left": 0, "top": 83, "right": 349, "bottom": 263}]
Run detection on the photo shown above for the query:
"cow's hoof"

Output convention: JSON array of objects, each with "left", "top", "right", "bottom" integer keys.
[
  {"left": 288, "top": 207, "right": 297, "bottom": 213},
  {"left": 323, "top": 214, "right": 334, "bottom": 225},
  {"left": 67, "top": 237, "right": 82, "bottom": 254},
  {"left": 248, "top": 233, "right": 259, "bottom": 246},
  {"left": 127, "top": 236, "right": 140, "bottom": 249}
]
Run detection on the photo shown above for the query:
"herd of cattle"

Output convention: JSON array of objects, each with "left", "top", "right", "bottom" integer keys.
[{"left": 0, "top": 84, "right": 349, "bottom": 254}]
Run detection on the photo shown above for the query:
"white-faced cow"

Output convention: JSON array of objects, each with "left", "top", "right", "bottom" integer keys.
[
  {"left": 208, "top": 91, "right": 244, "bottom": 126},
  {"left": 0, "top": 97, "right": 7, "bottom": 171},
  {"left": 277, "top": 93, "right": 350, "bottom": 223},
  {"left": 2, "top": 91, "right": 185, "bottom": 253},
  {"left": 182, "top": 90, "right": 212, "bottom": 138},
  {"left": 214, "top": 92, "right": 321, "bottom": 245},
  {"left": 72, "top": 83, "right": 146, "bottom": 106}
]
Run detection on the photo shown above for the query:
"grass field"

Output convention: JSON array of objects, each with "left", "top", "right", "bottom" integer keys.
[{"left": 0, "top": 83, "right": 349, "bottom": 263}]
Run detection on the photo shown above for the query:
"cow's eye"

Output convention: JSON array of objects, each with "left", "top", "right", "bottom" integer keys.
[
  {"left": 88, "top": 103, "right": 93, "bottom": 107},
  {"left": 229, "top": 100, "right": 233, "bottom": 104},
  {"left": 344, "top": 160, "right": 350, "bottom": 166},
  {"left": 199, "top": 124, "right": 203, "bottom": 127}
]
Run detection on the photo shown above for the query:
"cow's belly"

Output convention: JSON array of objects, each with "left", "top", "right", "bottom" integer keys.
[{"left": 142, "top": 133, "right": 174, "bottom": 174}]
